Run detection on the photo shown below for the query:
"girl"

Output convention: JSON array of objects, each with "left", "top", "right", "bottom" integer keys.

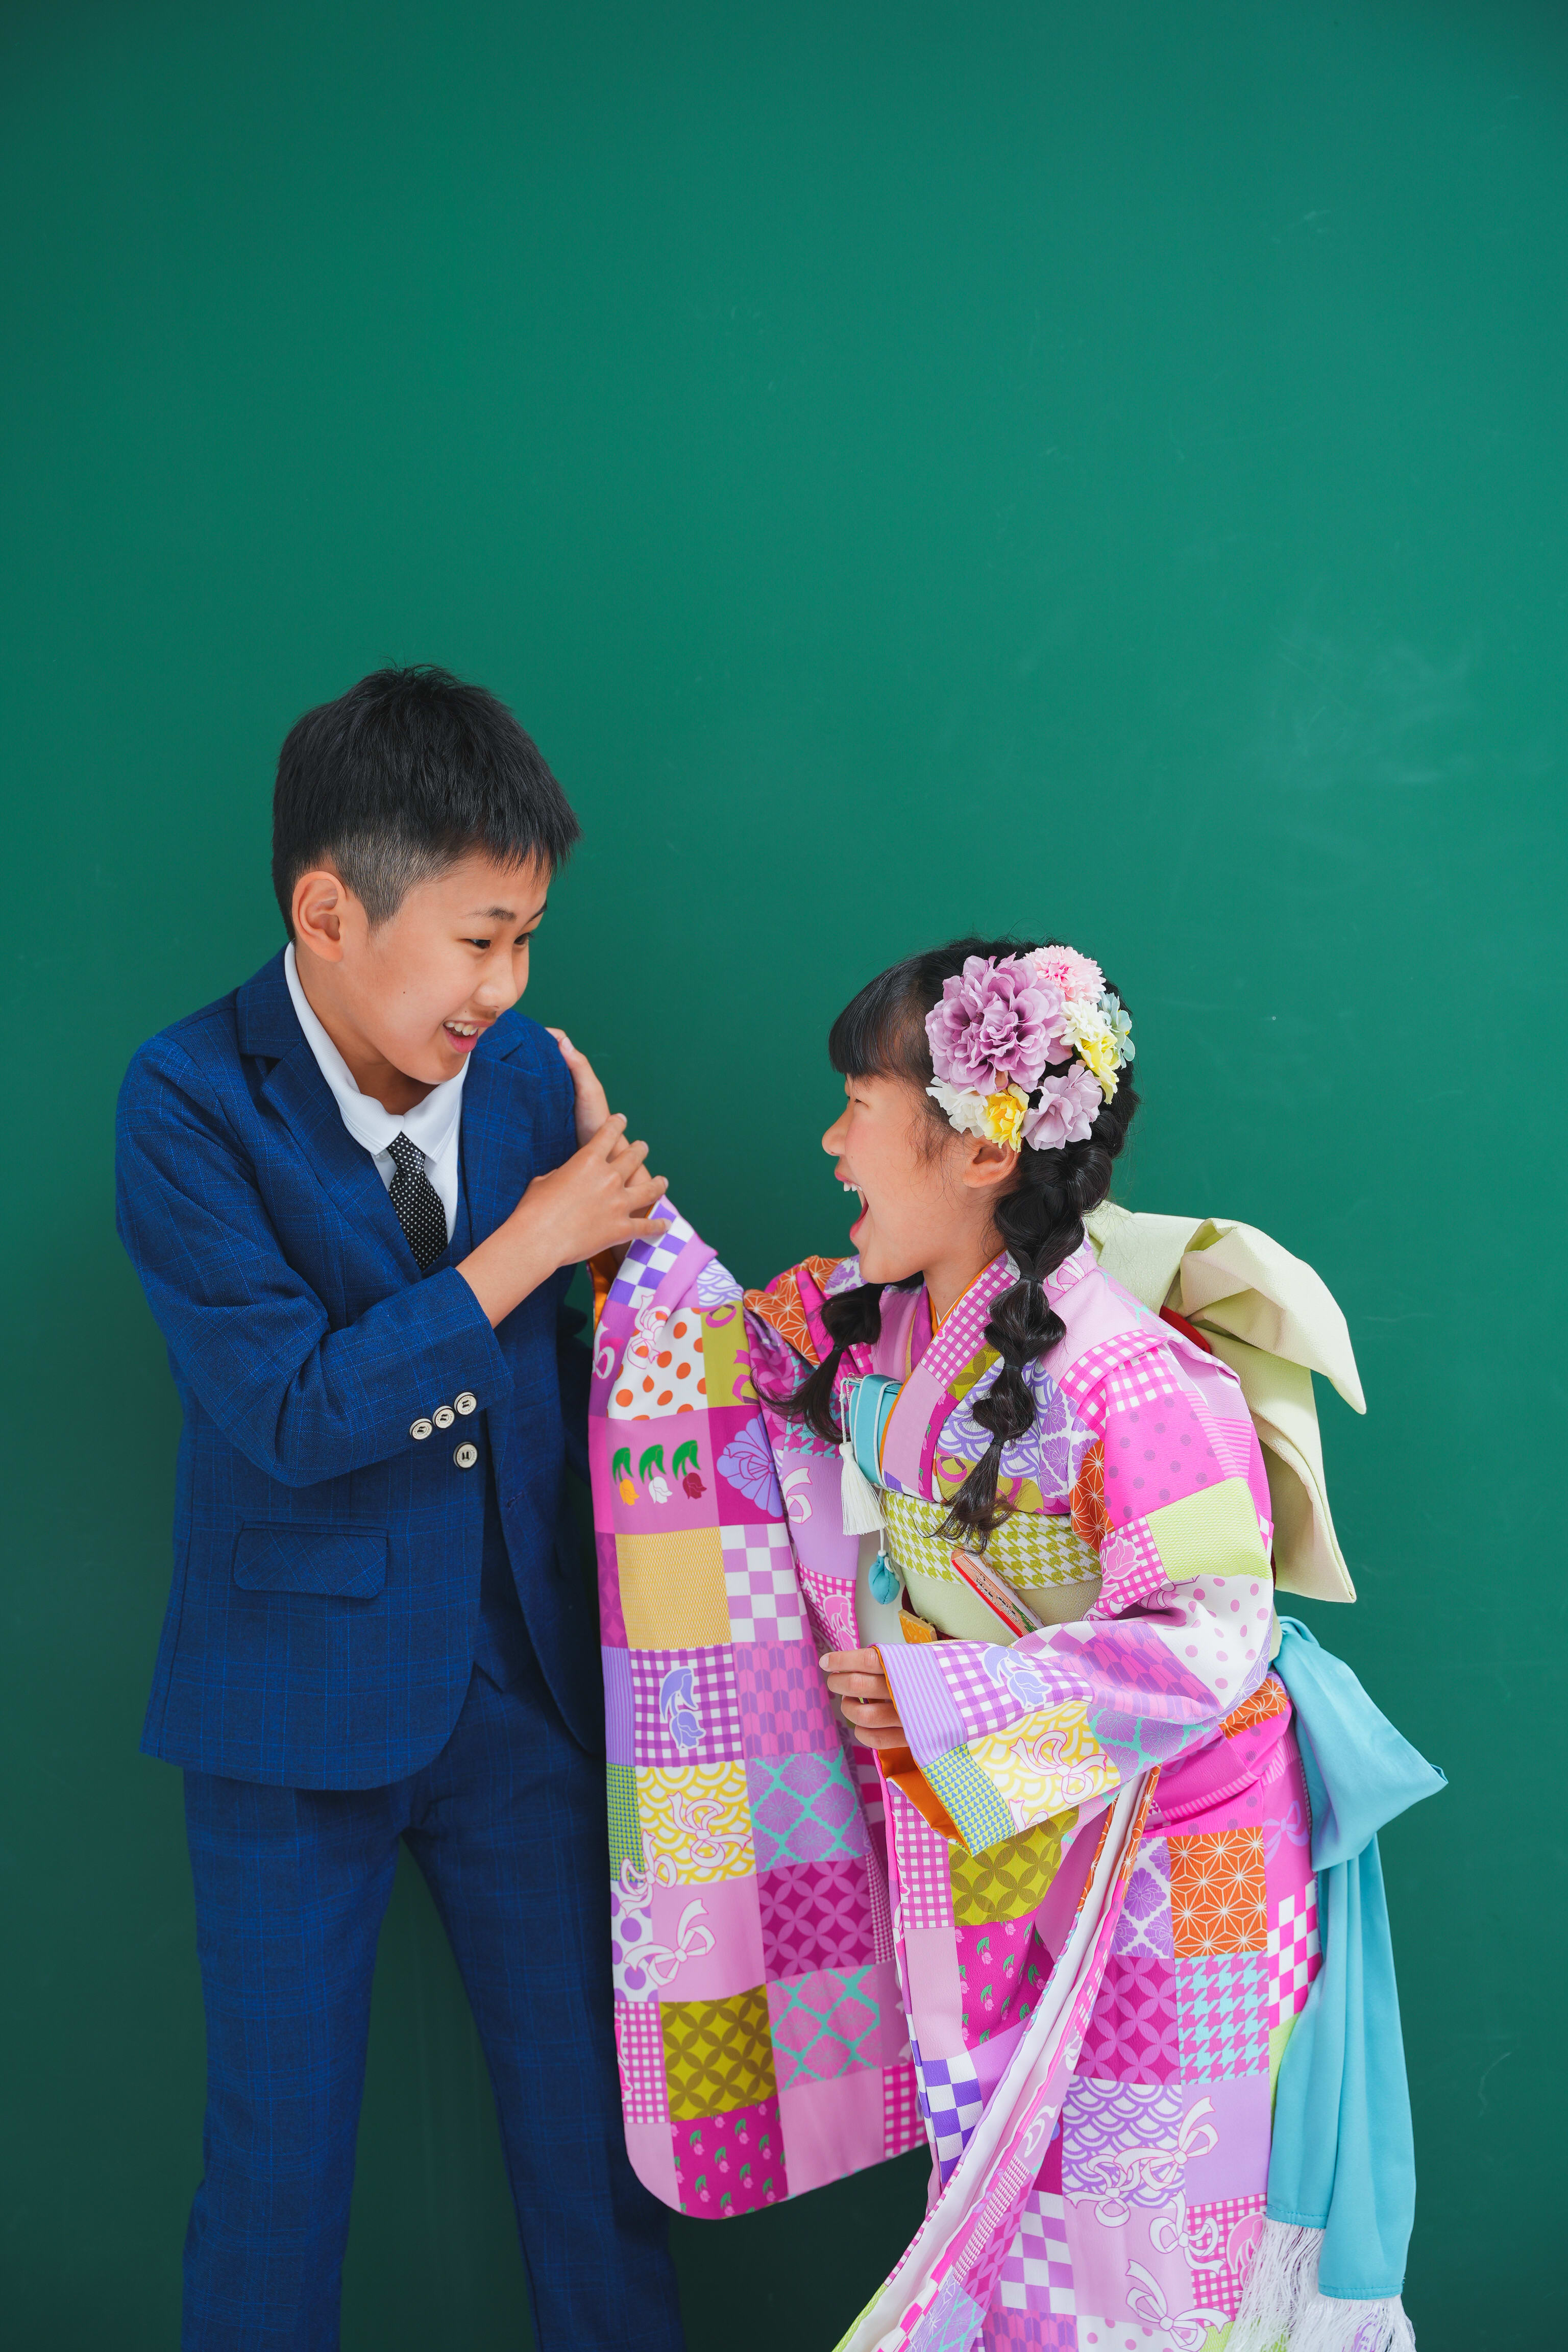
[{"left": 575, "top": 937, "right": 1430, "bottom": 2352}]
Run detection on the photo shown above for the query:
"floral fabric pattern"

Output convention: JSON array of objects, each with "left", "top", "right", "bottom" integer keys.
[{"left": 592, "top": 1208, "right": 1320, "bottom": 2347}]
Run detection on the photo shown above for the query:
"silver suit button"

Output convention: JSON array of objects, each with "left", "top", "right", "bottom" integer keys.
[
  {"left": 409, "top": 1418, "right": 433, "bottom": 1441},
  {"left": 453, "top": 1442, "right": 478, "bottom": 1469},
  {"left": 454, "top": 1391, "right": 477, "bottom": 1416},
  {"left": 432, "top": 1405, "right": 456, "bottom": 1430}
]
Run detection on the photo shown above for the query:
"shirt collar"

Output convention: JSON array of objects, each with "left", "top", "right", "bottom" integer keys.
[{"left": 283, "top": 943, "right": 468, "bottom": 1164}]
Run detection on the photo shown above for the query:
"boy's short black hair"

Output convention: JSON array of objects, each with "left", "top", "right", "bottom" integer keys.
[{"left": 272, "top": 666, "right": 581, "bottom": 930}]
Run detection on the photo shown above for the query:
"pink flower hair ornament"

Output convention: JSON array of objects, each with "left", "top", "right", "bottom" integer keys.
[{"left": 924, "top": 946, "right": 1133, "bottom": 1154}]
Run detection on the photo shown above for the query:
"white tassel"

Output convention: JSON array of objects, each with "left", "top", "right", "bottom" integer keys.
[
  {"left": 839, "top": 1442, "right": 888, "bottom": 1536},
  {"left": 1230, "top": 2222, "right": 1416, "bottom": 2352}
]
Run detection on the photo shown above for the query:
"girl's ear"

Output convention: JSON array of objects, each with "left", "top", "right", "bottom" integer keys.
[{"left": 959, "top": 1137, "right": 1017, "bottom": 1193}]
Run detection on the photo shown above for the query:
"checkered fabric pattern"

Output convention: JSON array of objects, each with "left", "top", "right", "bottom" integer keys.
[
  {"left": 1187, "top": 2194, "right": 1266, "bottom": 2320},
  {"left": 615, "top": 1998, "right": 670, "bottom": 2124},
  {"left": 866, "top": 1831, "right": 898, "bottom": 1963},
  {"left": 1266, "top": 1881, "right": 1320, "bottom": 2025},
  {"left": 1054, "top": 1329, "right": 1174, "bottom": 1432},
  {"left": 591, "top": 1208, "right": 1324, "bottom": 2253},
  {"left": 720, "top": 1521, "right": 804, "bottom": 1641},
  {"left": 929, "top": 1643, "right": 1026, "bottom": 1745},
  {"left": 996, "top": 2188, "right": 1075, "bottom": 2316},
  {"left": 606, "top": 1762, "right": 643, "bottom": 1873},
  {"left": 628, "top": 1646, "right": 743, "bottom": 1767},
  {"left": 611, "top": 1211, "right": 697, "bottom": 1311},
  {"left": 1102, "top": 1353, "right": 1189, "bottom": 1422},
  {"left": 919, "top": 1256, "right": 1015, "bottom": 1393},
  {"left": 884, "top": 2056, "right": 923, "bottom": 2158},
  {"left": 917, "top": 2052, "right": 985, "bottom": 2184}
]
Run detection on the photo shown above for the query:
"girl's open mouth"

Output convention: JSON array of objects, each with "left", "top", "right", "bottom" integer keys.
[{"left": 843, "top": 1179, "right": 867, "bottom": 1238}]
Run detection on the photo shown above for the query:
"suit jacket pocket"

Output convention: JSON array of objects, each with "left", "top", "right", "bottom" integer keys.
[{"left": 233, "top": 1524, "right": 387, "bottom": 1599}]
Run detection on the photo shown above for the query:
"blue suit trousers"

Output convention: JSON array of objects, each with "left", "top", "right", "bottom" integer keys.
[{"left": 182, "top": 1657, "right": 685, "bottom": 2352}]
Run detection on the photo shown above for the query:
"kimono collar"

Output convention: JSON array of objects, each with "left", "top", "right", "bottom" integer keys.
[{"left": 826, "top": 1234, "right": 1098, "bottom": 1321}]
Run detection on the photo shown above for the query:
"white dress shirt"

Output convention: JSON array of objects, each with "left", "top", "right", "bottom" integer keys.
[{"left": 284, "top": 944, "right": 467, "bottom": 1231}]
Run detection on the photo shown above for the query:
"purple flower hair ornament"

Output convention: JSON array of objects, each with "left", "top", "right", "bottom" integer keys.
[
  {"left": 925, "top": 954, "right": 1068, "bottom": 1095},
  {"left": 923, "top": 941, "right": 1131, "bottom": 1154},
  {"left": 1022, "top": 1063, "right": 1103, "bottom": 1151}
]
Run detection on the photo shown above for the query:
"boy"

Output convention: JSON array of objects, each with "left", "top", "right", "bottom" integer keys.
[{"left": 116, "top": 667, "right": 685, "bottom": 2351}]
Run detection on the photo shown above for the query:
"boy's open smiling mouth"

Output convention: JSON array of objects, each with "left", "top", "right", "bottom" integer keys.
[{"left": 442, "top": 1018, "right": 491, "bottom": 1054}]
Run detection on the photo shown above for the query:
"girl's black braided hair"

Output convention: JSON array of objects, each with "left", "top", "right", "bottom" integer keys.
[{"left": 778, "top": 937, "right": 1139, "bottom": 1541}]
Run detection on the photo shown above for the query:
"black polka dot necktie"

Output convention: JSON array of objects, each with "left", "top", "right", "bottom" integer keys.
[{"left": 387, "top": 1132, "right": 448, "bottom": 1272}]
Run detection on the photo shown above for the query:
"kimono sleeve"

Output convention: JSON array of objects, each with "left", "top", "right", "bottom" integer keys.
[{"left": 877, "top": 1333, "right": 1276, "bottom": 1855}]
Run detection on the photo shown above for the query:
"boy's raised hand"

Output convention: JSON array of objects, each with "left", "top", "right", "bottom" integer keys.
[
  {"left": 547, "top": 1028, "right": 612, "bottom": 1146},
  {"left": 522, "top": 1114, "right": 669, "bottom": 1263},
  {"left": 458, "top": 1111, "right": 669, "bottom": 1330}
]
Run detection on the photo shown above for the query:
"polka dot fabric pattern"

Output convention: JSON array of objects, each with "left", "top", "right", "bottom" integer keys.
[
  {"left": 385, "top": 1133, "right": 448, "bottom": 1271},
  {"left": 593, "top": 1217, "right": 917, "bottom": 2216},
  {"left": 591, "top": 1207, "right": 1322, "bottom": 2352}
]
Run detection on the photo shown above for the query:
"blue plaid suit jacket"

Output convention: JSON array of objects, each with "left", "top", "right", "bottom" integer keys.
[{"left": 116, "top": 950, "right": 602, "bottom": 1787}]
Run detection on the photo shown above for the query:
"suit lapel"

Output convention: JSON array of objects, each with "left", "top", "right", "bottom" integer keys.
[
  {"left": 240, "top": 953, "right": 418, "bottom": 1279},
  {"left": 461, "top": 1046, "right": 549, "bottom": 1478},
  {"left": 260, "top": 1042, "right": 419, "bottom": 1273},
  {"left": 459, "top": 1048, "right": 541, "bottom": 1254}
]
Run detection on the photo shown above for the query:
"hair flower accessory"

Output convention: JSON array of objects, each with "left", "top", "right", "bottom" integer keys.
[
  {"left": 924, "top": 942, "right": 1132, "bottom": 1153},
  {"left": 925, "top": 955, "right": 1066, "bottom": 1094}
]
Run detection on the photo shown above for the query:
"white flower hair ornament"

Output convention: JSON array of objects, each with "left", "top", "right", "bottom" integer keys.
[{"left": 923, "top": 944, "right": 1133, "bottom": 1154}]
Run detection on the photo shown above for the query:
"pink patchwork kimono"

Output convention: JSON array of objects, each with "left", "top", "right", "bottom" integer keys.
[{"left": 591, "top": 1208, "right": 1319, "bottom": 2352}]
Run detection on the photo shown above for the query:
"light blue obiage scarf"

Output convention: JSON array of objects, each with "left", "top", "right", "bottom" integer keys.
[{"left": 1267, "top": 1618, "right": 1446, "bottom": 2301}]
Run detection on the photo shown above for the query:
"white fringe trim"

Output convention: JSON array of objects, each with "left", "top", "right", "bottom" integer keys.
[
  {"left": 1229, "top": 2221, "right": 1416, "bottom": 2352},
  {"left": 839, "top": 1443, "right": 887, "bottom": 1536}
]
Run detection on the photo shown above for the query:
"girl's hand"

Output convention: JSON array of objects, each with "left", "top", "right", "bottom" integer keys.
[
  {"left": 820, "top": 1649, "right": 906, "bottom": 1750},
  {"left": 547, "top": 1028, "right": 613, "bottom": 1145}
]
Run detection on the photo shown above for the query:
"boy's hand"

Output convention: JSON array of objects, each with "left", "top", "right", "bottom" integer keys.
[
  {"left": 518, "top": 1115, "right": 669, "bottom": 1263},
  {"left": 820, "top": 1649, "right": 906, "bottom": 1750},
  {"left": 547, "top": 1028, "right": 613, "bottom": 1146},
  {"left": 458, "top": 1115, "right": 669, "bottom": 1329}
]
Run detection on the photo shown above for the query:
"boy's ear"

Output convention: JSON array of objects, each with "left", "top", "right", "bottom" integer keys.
[{"left": 292, "top": 866, "right": 353, "bottom": 962}]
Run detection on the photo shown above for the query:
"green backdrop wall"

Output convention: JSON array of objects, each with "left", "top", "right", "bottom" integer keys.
[{"left": 3, "top": 2, "right": 1561, "bottom": 2343}]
